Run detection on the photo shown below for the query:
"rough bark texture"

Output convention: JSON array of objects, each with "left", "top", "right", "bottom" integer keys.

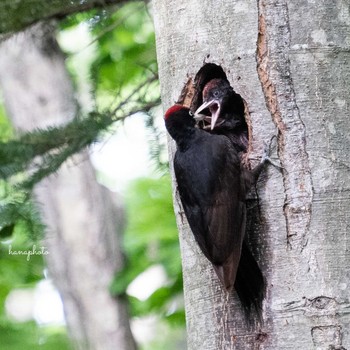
[
  {"left": 0, "top": 23, "right": 136, "bottom": 350},
  {"left": 0, "top": 0, "right": 127, "bottom": 36},
  {"left": 152, "top": 0, "right": 350, "bottom": 349}
]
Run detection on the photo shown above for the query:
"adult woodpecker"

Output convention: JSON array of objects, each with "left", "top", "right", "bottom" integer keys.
[{"left": 164, "top": 104, "right": 267, "bottom": 312}]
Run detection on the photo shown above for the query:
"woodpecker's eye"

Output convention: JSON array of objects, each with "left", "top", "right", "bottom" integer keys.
[
  {"left": 213, "top": 90, "right": 220, "bottom": 98},
  {"left": 189, "top": 110, "right": 194, "bottom": 116}
]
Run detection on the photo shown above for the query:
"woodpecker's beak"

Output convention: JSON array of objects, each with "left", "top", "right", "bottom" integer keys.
[{"left": 194, "top": 99, "right": 221, "bottom": 130}]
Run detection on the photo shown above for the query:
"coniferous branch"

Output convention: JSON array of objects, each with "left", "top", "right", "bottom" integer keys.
[
  {"left": 0, "top": 74, "right": 159, "bottom": 191},
  {"left": 0, "top": 199, "right": 44, "bottom": 240},
  {"left": 0, "top": 181, "right": 44, "bottom": 240},
  {"left": 0, "top": 74, "right": 159, "bottom": 237}
]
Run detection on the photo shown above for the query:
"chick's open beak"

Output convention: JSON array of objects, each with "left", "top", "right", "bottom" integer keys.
[{"left": 194, "top": 99, "right": 221, "bottom": 130}]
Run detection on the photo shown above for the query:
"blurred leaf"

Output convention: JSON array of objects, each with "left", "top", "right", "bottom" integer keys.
[
  {"left": 0, "top": 321, "right": 72, "bottom": 350},
  {"left": 165, "top": 310, "right": 186, "bottom": 327},
  {"left": 89, "top": 2, "right": 157, "bottom": 94},
  {"left": 124, "top": 176, "right": 181, "bottom": 276},
  {"left": 0, "top": 194, "right": 45, "bottom": 242},
  {"left": 0, "top": 103, "right": 13, "bottom": 141},
  {"left": 0, "top": 224, "right": 15, "bottom": 238},
  {"left": 111, "top": 176, "right": 185, "bottom": 326}
]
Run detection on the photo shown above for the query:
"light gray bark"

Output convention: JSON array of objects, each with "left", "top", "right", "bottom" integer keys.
[
  {"left": 152, "top": 0, "right": 350, "bottom": 349},
  {"left": 0, "top": 23, "right": 136, "bottom": 350}
]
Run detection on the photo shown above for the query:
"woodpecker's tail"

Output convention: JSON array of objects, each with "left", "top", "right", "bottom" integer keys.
[{"left": 234, "top": 241, "right": 265, "bottom": 317}]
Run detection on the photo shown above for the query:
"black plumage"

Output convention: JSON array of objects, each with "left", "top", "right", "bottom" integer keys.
[
  {"left": 165, "top": 105, "right": 265, "bottom": 305},
  {"left": 192, "top": 64, "right": 267, "bottom": 314}
]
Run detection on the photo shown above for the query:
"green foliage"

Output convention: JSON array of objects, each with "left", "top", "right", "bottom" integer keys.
[
  {"left": 0, "top": 230, "right": 44, "bottom": 316},
  {"left": 0, "top": 321, "right": 71, "bottom": 350},
  {"left": 0, "top": 77, "right": 158, "bottom": 190},
  {"left": 1, "top": 2, "right": 177, "bottom": 349},
  {"left": 1, "top": 1, "right": 160, "bottom": 234},
  {"left": 0, "top": 105, "right": 45, "bottom": 241},
  {"left": 0, "top": 76, "right": 158, "bottom": 239},
  {"left": 60, "top": 2, "right": 158, "bottom": 106},
  {"left": 0, "top": 194, "right": 44, "bottom": 242},
  {"left": 0, "top": 111, "right": 107, "bottom": 187},
  {"left": 111, "top": 176, "right": 185, "bottom": 326},
  {"left": 0, "top": 103, "right": 13, "bottom": 141},
  {"left": 88, "top": 2, "right": 157, "bottom": 92},
  {"left": 0, "top": 227, "right": 71, "bottom": 349}
]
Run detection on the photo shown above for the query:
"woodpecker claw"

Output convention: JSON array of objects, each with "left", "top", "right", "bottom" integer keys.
[
  {"left": 260, "top": 141, "right": 270, "bottom": 164},
  {"left": 261, "top": 135, "right": 284, "bottom": 172}
]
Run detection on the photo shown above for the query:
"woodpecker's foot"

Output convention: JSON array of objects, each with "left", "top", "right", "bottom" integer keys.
[
  {"left": 261, "top": 135, "right": 284, "bottom": 172},
  {"left": 260, "top": 135, "right": 274, "bottom": 163},
  {"left": 260, "top": 141, "right": 270, "bottom": 164}
]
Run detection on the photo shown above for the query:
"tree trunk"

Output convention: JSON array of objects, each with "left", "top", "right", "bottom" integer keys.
[
  {"left": 152, "top": 0, "right": 350, "bottom": 349},
  {"left": 0, "top": 22, "right": 136, "bottom": 350}
]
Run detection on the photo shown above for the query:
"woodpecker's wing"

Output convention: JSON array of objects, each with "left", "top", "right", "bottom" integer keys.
[{"left": 174, "top": 132, "right": 246, "bottom": 289}]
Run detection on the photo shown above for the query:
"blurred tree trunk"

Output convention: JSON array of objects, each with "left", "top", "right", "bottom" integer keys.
[
  {"left": 152, "top": 0, "right": 350, "bottom": 349},
  {"left": 0, "top": 22, "right": 136, "bottom": 350}
]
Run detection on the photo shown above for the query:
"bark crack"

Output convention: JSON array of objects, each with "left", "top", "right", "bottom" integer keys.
[
  {"left": 256, "top": 0, "right": 313, "bottom": 251},
  {"left": 311, "top": 325, "right": 346, "bottom": 350}
]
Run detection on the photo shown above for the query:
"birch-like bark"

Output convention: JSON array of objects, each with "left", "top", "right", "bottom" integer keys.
[
  {"left": 0, "top": 23, "right": 136, "bottom": 350},
  {"left": 152, "top": 0, "right": 350, "bottom": 349}
]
